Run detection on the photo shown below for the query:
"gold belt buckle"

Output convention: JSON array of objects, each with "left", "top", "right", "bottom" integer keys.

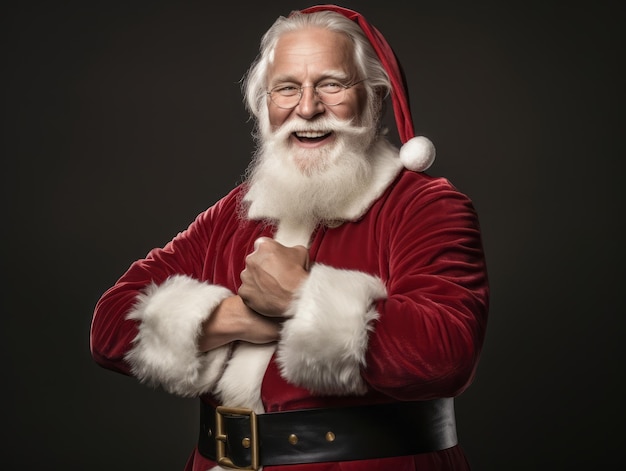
[{"left": 215, "top": 406, "right": 260, "bottom": 470}]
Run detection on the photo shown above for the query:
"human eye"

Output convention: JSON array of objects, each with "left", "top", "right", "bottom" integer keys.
[
  {"left": 317, "top": 82, "right": 344, "bottom": 94},
  {"left": 272, "top": 84, "right": 299, "bottom": 97}
]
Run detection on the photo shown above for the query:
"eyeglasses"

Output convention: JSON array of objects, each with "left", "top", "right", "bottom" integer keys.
[{"left": 267, "top": 78, "right": 367, "bottom": 109}]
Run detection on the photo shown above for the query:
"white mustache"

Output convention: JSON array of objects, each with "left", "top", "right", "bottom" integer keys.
[{"left": 270, "top": 116, "right": 370, "bottom": 142}]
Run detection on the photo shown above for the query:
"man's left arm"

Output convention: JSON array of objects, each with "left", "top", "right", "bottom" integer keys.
[
  {"left": 364, "top": 184, "right": 489, "bottom": 400},
  {"left": 273, "top": 179, "right": 489, "bottom": 399}
]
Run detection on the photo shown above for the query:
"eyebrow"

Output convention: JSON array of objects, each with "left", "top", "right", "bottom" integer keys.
[{"left": 269, "top": 70, "right": 351, "bottom": 87}]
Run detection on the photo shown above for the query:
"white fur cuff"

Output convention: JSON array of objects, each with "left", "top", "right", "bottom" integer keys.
[
  {"left": 277, "top": 264, "right": 387, "bottom": 395},
  {"left": 125, "top": 274, "right": 233, "bottom": 397}
]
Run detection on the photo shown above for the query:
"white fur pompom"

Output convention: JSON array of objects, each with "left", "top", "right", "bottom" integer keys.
[{"left": 399, "top": 136, "right": 436, "bottom": 172}]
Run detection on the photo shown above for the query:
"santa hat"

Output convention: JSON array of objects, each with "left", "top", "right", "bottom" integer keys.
[{"left": 298, "top": 5, "right": 436, "bottom": 172}]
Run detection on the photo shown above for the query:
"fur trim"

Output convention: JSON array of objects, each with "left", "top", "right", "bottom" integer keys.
[
  {"left": 276, "top": 264, "right": 387, "bottom": 395},
  {"left": 125, "top": 274, "right": 233, "bottom": 397},
  {"left": 214, "top": 343, "right": 277, "bottom": 413}
]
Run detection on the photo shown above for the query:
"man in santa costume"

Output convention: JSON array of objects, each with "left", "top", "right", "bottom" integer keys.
[{"left": 91, "top": 5, "right": 489, "bottom": 470}]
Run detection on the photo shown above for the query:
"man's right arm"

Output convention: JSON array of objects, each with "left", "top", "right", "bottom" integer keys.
[{"left": 198, "top": 295, "right": 281, "bottom": 352}]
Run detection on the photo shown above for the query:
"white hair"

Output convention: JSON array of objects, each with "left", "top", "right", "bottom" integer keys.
[{"left": 241, "top": 10, "right": 392, "bottom": 133}]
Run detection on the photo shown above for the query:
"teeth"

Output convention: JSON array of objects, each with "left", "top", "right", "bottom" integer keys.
[{"left": 295, "top": 131, "right": 328, "bottom": 138}]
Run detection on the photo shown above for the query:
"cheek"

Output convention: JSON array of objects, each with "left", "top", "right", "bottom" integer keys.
[
  {"left": 333, "top": 107, "right": 356, "bottom": 121},
  {"left": 268, "top": 106, "right": 290, "bottom": 128},
  {"left": 331, "top": 104, "right": 361, "bottom": 125},
  {"left": 333, "top": 93, "right": 366, "bottom": 122}
]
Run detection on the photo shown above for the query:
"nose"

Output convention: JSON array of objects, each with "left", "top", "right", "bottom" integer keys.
[{"left": 296, "top": 86, "right": 325, "bottom": 119}]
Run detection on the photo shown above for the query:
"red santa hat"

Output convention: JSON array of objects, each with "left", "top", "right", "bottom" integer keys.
[{"left": 298, "top": 4, "right": 436, "bottom": 172}]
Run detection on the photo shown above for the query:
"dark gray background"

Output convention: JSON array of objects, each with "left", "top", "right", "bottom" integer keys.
[{"left": 2, "top": 1, "right": 623, "bottom": 469}]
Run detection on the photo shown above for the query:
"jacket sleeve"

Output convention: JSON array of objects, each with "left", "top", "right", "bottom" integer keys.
[
  {"left": 89, "top": 193, "right": 238, "bottom": 397},
  {"left": 276, "top": 175, "right": 489, "bottom": 399},
  {"left": 276, "top": 264, "right": 387, "bottom": 396},
  {"left": 365, "top": 176, "right": 489, "bottom": 400}
]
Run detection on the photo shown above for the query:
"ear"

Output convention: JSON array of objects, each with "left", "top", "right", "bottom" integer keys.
[
  {"left": 371, "top": 87, "right": 389, "bottom": 135},
  {"left": 366, "top": 83, "right": 386, "bottom": 110}
]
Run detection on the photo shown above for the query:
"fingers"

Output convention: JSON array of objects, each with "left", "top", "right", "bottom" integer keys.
[
  {"left": 253, "top": 236, "right": 270, "bottom": 251},
  {"left": 238, "top": 238, "right": 310, "bottom": 317},
  {"left": 293, "top": 245, "right": 310, "bottom": 270},
  {"left": 249, "top": 237, "right": 309, "bottom": 269}
]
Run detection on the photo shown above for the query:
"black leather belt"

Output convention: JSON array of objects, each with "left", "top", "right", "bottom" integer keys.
[{"left": 197, "top": 399, "right": 457, "bottom": 469}]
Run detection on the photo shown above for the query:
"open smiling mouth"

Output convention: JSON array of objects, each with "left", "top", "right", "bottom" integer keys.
[{"left": 293, "top": 130, "right": 332, "bottom": 143}]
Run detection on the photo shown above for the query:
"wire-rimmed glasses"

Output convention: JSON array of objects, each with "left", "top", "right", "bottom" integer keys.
[{"left": 267, "top": 78, "right": 367, "bottom": 109}]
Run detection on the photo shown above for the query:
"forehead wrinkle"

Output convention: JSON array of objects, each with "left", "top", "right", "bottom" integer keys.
[{"left": 267, "top": 28, "right": 355, "bottom": 86}]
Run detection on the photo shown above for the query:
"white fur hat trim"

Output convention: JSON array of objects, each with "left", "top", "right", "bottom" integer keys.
[{"left": 399, "top": 136, "right": 436, "bottom": 172}]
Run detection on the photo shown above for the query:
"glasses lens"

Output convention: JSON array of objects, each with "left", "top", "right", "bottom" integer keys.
[
  {"left": 269, "top": 83, "right": 352, "bottom": 109},
  {"left": 318, "top": 88, "right": 345, "bottom": 106},
  {"left": 271, "top": 91, "right": 300, "bottom": 109}
]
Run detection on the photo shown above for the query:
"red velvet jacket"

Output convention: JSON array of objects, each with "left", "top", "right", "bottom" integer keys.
[{"left": 91, "top": 168, "right": 489, "bottom": 470}]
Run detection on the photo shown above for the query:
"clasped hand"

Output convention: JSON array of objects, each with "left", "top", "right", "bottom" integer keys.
[{"left": 238, "top": 237, "right": 309, "bottom": 317}]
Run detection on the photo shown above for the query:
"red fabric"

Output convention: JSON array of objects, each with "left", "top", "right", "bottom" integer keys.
[
  {"left": 298, "top": 5, "right": 415, "bottom": 144},
  {"left": 91, "top": 170, "right": 489, "bottom": 470},
  {"left": 184, "top": 445, "right": 472, "bottom": 471}
]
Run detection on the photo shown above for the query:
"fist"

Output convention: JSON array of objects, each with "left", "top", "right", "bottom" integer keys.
[{"left": 238, "top": 237, "right": 309, "bottom": 317}]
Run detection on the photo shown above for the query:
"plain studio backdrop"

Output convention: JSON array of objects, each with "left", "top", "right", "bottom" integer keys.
[{"left": 2, "top": 1, "right": 623, "bottom": 469}]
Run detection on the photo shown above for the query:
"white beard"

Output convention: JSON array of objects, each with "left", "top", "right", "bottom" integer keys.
[
  {"left": 242, "top": 115, "right": 379, "bottom": 228},
  {"left": 212, "top": 114, "right": 402, "bottom": 434}
]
